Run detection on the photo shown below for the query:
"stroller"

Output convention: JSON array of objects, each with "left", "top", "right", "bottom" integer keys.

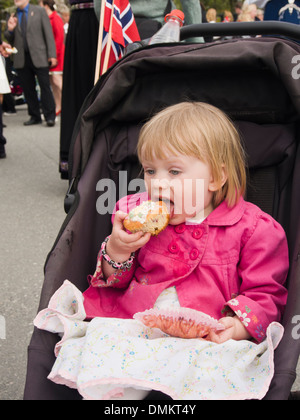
[{"left": 24, "top": 22, "right": 300, "bottom": 400}]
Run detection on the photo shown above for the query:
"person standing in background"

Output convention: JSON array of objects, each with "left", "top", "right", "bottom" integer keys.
[
  {"left": 5, "top": 0, "right": 57, "bottom": 127},
  {"left": 57, "top": 3, "right": 70, "bottom": 37},
  {"left": 0, "top": 32, "right": 13, "bottom": 158},
  {"left": 39, "top": 0, "right": 65, "bottom": 116},
  {"left": 59, "top": 0, "right": 99, "bottom": 179},
  {"left": 59, "top": 0, "right": 203, "bottom": 179}
]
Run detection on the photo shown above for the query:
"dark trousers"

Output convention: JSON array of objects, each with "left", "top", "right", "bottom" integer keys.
[
  {"left": 18, "top": 53, "right": 55, "bottom": 121},
  {"left": 0, "top": 105, "right": 6, "bottom": 147}
]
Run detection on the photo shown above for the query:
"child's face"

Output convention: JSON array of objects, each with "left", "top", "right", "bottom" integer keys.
[{"left": 142, "top": 153, "right": 218, "bottom": 225}]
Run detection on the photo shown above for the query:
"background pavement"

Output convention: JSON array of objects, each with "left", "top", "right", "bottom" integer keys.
[
  {"left": 0, "top": 105, "right": 68, "bottom": 400},
  {"left": 0, "top": 104, "right": 299, "bottom": 400}
]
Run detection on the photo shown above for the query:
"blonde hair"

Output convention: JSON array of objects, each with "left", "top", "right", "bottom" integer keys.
[
  {"left": 223, "top": 10, "right": 234, "bottom": 22},
  {"left": 237, "top": 3, "right": 257, "bottom": 21},
  {"left": 137, "top": 102, "right": 246, "bottom": 208}
]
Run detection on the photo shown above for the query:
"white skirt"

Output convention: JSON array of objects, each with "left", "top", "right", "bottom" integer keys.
[
  {"left": 34, "top": 280, "right": 284, "bottom": 400},
  {"left": 0, "top": 57, "right": 10, "bottom": 94}
]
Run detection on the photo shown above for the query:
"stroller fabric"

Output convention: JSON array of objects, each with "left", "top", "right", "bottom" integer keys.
[{"left": 24, "top": 36, "right": 300, "bottom": 400}]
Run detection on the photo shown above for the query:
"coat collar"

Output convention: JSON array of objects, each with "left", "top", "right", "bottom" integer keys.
[
  {"left": 204, "top": 196, "right": 246, "bottom": 227},
  {"left": 17, "top": 3, "right": 29, "bottom": 14}
]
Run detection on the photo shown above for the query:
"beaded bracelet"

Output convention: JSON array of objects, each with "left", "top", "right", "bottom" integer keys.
[{"left": 100, "top": 236, "right": 135, "bottom": 270}]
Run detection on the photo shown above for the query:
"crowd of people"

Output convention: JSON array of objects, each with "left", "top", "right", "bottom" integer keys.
[
  {"left": 0, "top": 0, "right": 68, "bottom": 159},
  {"left": 0, "top": 0, "right": 293, "bottom": 164},
  {"left": 205, "top": 2, "right": 263, "bottom": 24}
]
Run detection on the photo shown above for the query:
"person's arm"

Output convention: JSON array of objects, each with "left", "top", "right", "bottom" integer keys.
[
  {"left": 52, "top": 14, "right": 65, "bottom": 62},
  {"left": 180, "top": 0, "right": 204, "bottom": 43},
  {"left": 0, "top": 21, "right": 13, "bottom": 57},
  {"left": 89, "top": 210, "right": 150, "bottom": 289},
  {"left": 4, "top": 14, "right": 17, "bottom": 44},
  {"left": 102, "top": 211, "right": 150, "bottom": 278},
  {"left": 0, "top": 41, "right": 13, "bottom": 58},
  {"left": 219, "top": 213, "right": 289, "bottom": 343},
  {"left": 41, "top": 8, "right": 57, "bottom": 65}
]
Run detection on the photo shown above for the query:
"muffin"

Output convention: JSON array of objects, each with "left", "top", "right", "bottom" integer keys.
[{"left": 123, "top": 200, "right": 169, "bottom": 236}]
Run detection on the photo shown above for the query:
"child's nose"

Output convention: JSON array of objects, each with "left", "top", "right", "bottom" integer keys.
[{"left": 153, "top": 178, "right": 170, "bottom": 189}]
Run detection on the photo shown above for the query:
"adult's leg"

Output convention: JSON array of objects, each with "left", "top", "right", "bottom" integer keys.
[
  {"left": 0, "top": 104, "right": 7, "bottom": 158},
  {"left": 17, "top": 53, "right": 41, "bottom": 121},
  {"left": 35, "top": 66, "right": 55, "bottom": 122},
  {"left": 50, "top": 73, "right": 62, "bottom": 114}
]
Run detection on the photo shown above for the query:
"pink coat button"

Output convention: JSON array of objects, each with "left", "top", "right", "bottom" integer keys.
[
  {"left": 175, "top": 225, "right": 186, "bottom": 234},
  {"left": 190, "top": 248, "right": 199, "bottom": 260},
  {"left": 192, "top": 228, "right": 203, "bottom": 239},
  {"left": 168, "top": 241, "right": 179, "bottom": 254}
]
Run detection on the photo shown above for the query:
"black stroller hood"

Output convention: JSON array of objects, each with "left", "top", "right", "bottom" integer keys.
[
  {"left": 72, "top": 36, "right": 300, "bottom": 178},
  {"left": 24, "top": 33, "right": 300, "bottom": 400}
]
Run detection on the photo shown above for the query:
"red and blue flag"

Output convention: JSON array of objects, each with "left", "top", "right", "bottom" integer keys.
[{"left": 100, "top": 0, "right": 140, "bottom": 74}]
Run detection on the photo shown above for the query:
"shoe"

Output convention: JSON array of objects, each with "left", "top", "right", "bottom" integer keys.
[
  {"left": 3, "top": 111, "right": 17, "bottom": 116},
  {"left": 56, "top": 110, "right": 61, "bottom": 116},
  {"left": 24, "top": 117, "right": 42, "bottom": 126},
  {"left": 0, "top": 145, "right": 6, "bottom": 159},
  {"left": 46, "top": 119, "right": 55, "bottom": 127}
]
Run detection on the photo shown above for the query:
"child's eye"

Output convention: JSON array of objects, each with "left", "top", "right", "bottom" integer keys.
[
  {"left": 144, "top": 169, "right": 155, "bottom": 175},
  {"left": 170, "top": 169, "right": 181, "bottom": 176}
]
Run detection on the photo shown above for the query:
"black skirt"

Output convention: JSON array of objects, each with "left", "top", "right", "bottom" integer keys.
[{"left": 59, "top": 8, "right": 99, "bottom": 178}]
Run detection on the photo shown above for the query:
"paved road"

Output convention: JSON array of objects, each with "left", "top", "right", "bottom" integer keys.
[
  {"left": 0, "top": 105, "right": 299, "bottom": 400},
  {"left": 0, "top": 105, "right": 68, "bottom": 400}
]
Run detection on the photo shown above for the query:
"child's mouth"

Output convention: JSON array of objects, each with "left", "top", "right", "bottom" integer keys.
[{"left": 155, "top": 197, "right": 174, "bottom": 218}]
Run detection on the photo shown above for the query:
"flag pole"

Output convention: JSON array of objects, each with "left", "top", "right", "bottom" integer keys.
[
  {"left": 94, "top": 0, "right": 106, "bottom": 85},
  {"left": 102, "top": 0, "right": 114, "bottom": 74}
]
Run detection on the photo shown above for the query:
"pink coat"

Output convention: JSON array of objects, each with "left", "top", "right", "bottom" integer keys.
[{"left": 83, "top": 193, "right": 289, "bottom": 342}]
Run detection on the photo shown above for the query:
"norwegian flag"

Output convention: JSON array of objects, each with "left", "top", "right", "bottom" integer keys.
[{"left": 100, "top": 0, "right": 140, "bottom": 75}]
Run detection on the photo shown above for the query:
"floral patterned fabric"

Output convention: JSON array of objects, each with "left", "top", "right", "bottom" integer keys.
[
  {"left": 34, "top": 281, "right": 284, "bottom": 400},
  {"left": 226, "top": 298, "right": 268, "bottom": 342}
]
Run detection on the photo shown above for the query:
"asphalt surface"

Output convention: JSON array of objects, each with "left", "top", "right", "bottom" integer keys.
[
  {"left": 0, "top": 104, "right": 299, "bottom": 400},
  {"left": 0, "top": 105, "right": 68, "bottom": 400}
]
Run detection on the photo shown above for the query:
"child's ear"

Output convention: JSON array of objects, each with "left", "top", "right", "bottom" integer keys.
[{"left": 208, "top": 165, "right": 228, "bottom": 192}]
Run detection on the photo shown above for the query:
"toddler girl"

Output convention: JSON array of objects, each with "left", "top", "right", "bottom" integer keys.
[{"left": 35, "top": 102, "right": 289, "bottom": 400}]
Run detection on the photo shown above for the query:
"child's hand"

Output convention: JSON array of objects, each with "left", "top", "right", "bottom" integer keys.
[
  {"left": 106, "top": 211, "right": 151, "bottom": 263},
  {"left": 207, "top": 316, "right": 251, "bottom": 343}
]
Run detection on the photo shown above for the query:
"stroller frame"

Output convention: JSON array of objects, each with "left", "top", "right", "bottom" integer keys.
[{"left": 24, "top": 22, "right": 300, "bottom": 400}]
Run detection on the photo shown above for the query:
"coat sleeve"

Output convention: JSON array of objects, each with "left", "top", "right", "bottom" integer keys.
[
  {"left": 180, "top": 0, "right": 204, "bottom": 43},
  {"left": 88, "top": 247, "right": 137, "bottom": 289},
  {"left": 41, "top": 8, "right": 56, "bottom": 58},
  {"left": 4, "top": 27, "right": 14, "bottom": 44},
  {"left": 51, "top": 14, "right": 65, "bottom": 63},
  {"left": 225, "top": 213, "right": 289, "bottom": 342}
]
